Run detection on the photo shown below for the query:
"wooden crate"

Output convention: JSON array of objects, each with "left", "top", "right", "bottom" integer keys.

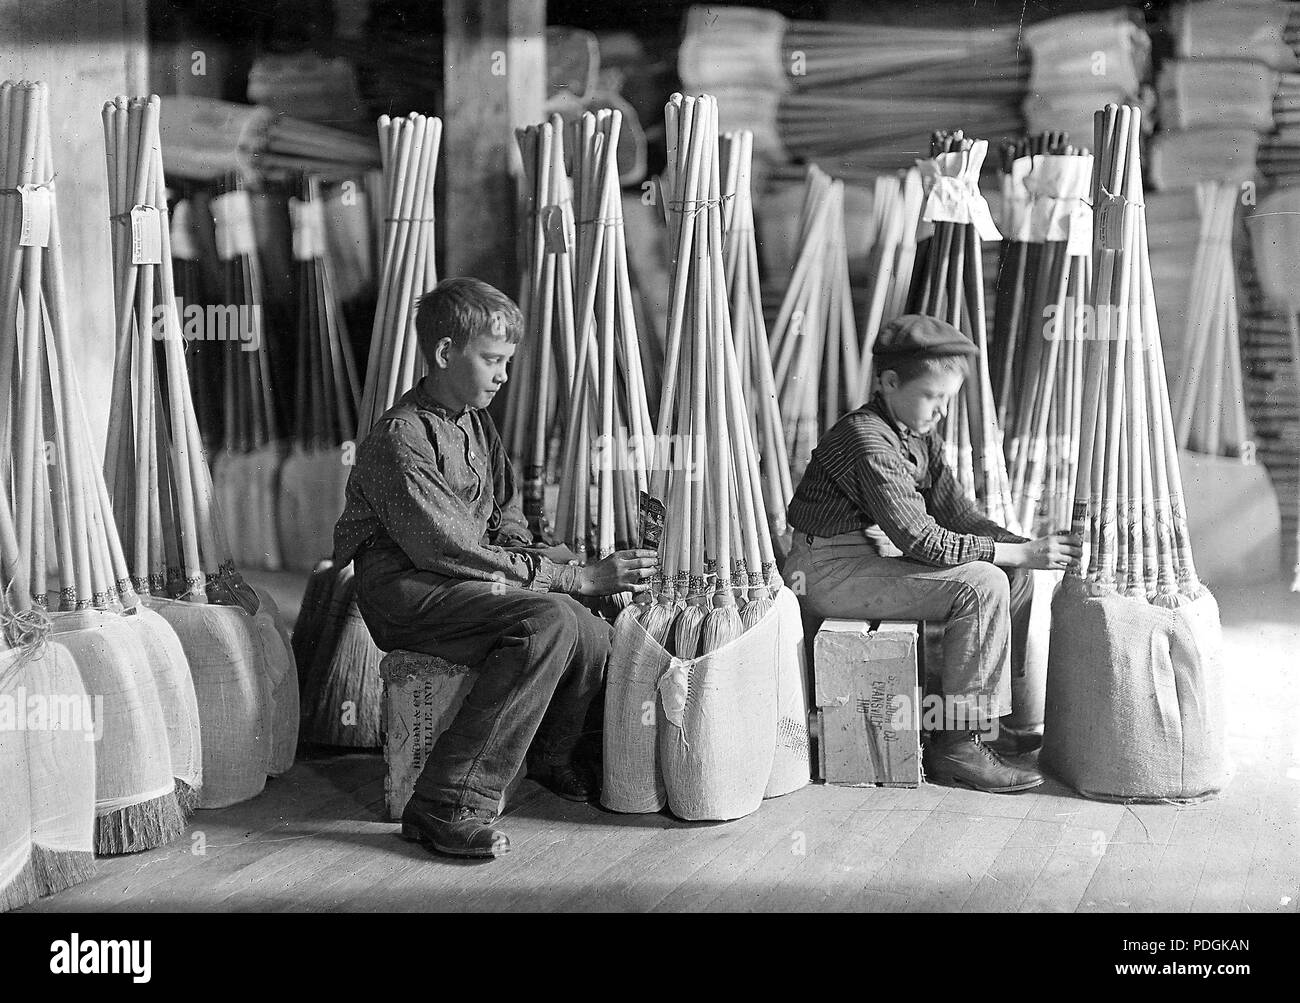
[{"left": 812, "top": 620, "right": 922, "bottom": 787}]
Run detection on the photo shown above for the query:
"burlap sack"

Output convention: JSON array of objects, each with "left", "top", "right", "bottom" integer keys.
[
  {"left": 1042, "top": 577, "right": 1228, "bottom": 801},
  {"left": 125, "top": 607, "right": 203, "bottom": 811},
  {"left": 250, "top": 587, "right": 300, "bottom": 775},
  {"left": 276, "top": 446, "right": 349, "bottom": 573},
  {"left": 763, "top": 588, "right": 811, "bottom": 798},
  {"left": 52, "top": 611, "right": 186, "bottom": 853},
  {"left": 19, "top": 641, "right": 96, "bottom": 896},
  {"left": 146, "top": 597, "right": 270, "bottom": 808},
  {"left": 604, "top": 588, "right": 802, "bottom": 821}
]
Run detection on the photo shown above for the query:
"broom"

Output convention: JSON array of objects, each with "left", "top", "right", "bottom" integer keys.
[{"left": 301, "top": 112, "right": 441, "bottom": 748}]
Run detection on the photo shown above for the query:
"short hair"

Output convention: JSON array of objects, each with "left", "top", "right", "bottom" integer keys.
[
  {"left": 414, "top": 277, "right": 523, "bottom": 357},
  {"left": 877, "top": 353, "right": 969, "bottom": 387}
]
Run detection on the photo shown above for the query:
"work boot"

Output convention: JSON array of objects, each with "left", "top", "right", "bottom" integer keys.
[
  {"left": 924, "top": 730, "right": 1044, "bottom": 793},
  {"left": 400, "top": 797, "right": 511, "bottom": 859},
  {"left": 983, "top": 720, "right": 1043, "bottom": 755},
  {"left": 527, "top": 757, "right": 595, "bottom": 802}
]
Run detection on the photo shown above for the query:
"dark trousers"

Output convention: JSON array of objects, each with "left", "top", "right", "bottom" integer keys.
[{"left": 356, "top": 546, "right": 611, "bottom": 816}]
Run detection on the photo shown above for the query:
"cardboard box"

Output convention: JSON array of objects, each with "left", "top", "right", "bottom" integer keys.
[{"left": 813, "top": 620, "right": 922, "bottom": 787}]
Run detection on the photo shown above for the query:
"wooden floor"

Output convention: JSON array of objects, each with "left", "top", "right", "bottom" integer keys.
[{"left": 23, "top": 578, "right": 1300, "bottom": 913}]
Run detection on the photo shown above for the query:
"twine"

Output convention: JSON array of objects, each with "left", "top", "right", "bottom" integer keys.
[
  {"left": 1, "top": 594, "right": 52, "bottom": 672},
  {"left": 664, "top": 193, "right": 735, "bottom": 218},
  {"left": 0, "top": 176, "right": 55, "bottom": 195},
  {"left": 575, "top": 214, "right": 623, "bottom": 227},
  {"left": 109, "top": 203, "right": 158, "bottom": 224},
  {"left": 383, "top": 215, "right": 436, "bottom": 223}
]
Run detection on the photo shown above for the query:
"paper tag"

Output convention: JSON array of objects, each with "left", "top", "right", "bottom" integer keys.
[
  {"left": 289, "top": 196, "right": 326, "bottom": 261},
  {"left": 129, "top": 205, "right": 163, "bottom": 264},
  {"left": 920, "top": 145, "right": 1001, "bottom": 242},
  {"left": 656, "top": 656, "right": 692, "bottom": 728},
  {"left": 18, "top": 185, "right": 51, "bottom": 247},
  {"left": 1066, "top": 203, "right": 1093, "bottom": 257},
  {"left": 1096, "top": 193, "right": 1127, "bottom": 252},
  {"left": 170, "top": 199, "right": 199, "bottom": 261},
  {"left": 541, "top": 204, "right": 568, "bottom": 256},
  {"left": 211, "top": 189, "right": 257, "bottom": 261},
  {"left": 638, "top": 490, "right": 666, "bottom": 549}
]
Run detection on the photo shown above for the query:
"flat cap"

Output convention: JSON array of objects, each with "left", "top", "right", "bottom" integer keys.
[{"left": 872, "top": 314, "right": 978, "bottom": 360}]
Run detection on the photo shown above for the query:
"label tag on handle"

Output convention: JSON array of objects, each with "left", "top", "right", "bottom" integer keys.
[
  {"left": 18, "top": 185, "right": 51, "bottom": 247},
  {"left": 638, "top": 491, "right": 666, "bottom": 549},
  {"left": 129, "top": 205, "right": 162, "bottom": 264}
]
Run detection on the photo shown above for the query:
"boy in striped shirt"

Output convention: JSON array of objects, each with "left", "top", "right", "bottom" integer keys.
[{"left": 785, "top": 314, "right": 1081, "bottom": 793}]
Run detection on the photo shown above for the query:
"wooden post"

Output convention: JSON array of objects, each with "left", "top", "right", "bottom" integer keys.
[{"left": 443, "top": 0, "right": 545, "bottom": 296}]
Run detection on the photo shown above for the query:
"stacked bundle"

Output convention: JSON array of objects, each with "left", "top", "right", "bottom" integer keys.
[
  {"left": 1260, "top": 3, "right": 1300, "bottom": 183},
  {"left": 779, "top": 20, "right": 1025, "bottom": 182},
  {"left": 1044, "top": 104, "right": 1227, "bottom": 802},
  {"left": 101, "top": 94, "right": 298, "bottom": 808},
  {"left": 720, "top": 129, "right": 792, "bottom": 553},
  {"left": 277, "top": 176, "right": 361, "bottom": 572},
  {"left": 2, "top": 82, "right": 199, "bottom": 853},
  {"left": 247, "top": 52, "right": 366, "bottom": 127},
  {"left": 504, "top": 116, "right": 574, "bottom": 538},
  {"left": 552, "top": 110, "right": 655, "bottom": 564},
  {"left": 1245, "top": 186, "right": 1300, "bottom": 589},
  {"left": 856, "top": 168, "right": 925, "bottom": 396},
  {"left": 1171, "top": 182, "right": 1252, "bottom": 458},
  {"left": 1022, "top": 9, "right": 1150, "bottom": 151},
  {"left": 677, "top": 5, "right": 789, "bottom": 169},
  {"left": 603, "top": 94, "right": 807, "bottom": 823},
  {"left": 297, "top": 112, "right": 441, "bottom": 750},
  {"left": 991, "top": 137, "right": 1093, "bottom": 534},
  {"left": 158, "top": 95, "right": 380, "bottom": 183},
  {"left": 209, "top": 178, "right": 284, "bottom": 572},
  {"left": 1158, "top": 1, "right": 1296, "bottom": 188},
  {"left": 769, "top": 165, "right": 858, "bottom": 480},
  {"left": 905, "top": 131, "right": 1017, "bottom": 529},
  {"left": 0, "top": 484, "right": 96, "bottom": 910}
]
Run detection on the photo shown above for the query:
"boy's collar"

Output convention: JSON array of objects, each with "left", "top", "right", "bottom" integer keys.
[
  {"left": 867, "top": 391, "right": 917, "bottom": 441},
  {"left": 412, "top": 378, "right": 473, "bottom": 419}
]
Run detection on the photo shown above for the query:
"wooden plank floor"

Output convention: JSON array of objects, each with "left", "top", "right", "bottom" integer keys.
[{"left": 21, "top": 580, "right": 1300, "bottom": 913}]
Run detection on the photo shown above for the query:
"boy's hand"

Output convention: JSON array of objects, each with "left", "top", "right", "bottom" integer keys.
[
  {"left": 1020, "top": 532, "right": 1083, "bottom": 571},
  {"left": 577, "top": 549, "right": 659, "bottom": 596}
]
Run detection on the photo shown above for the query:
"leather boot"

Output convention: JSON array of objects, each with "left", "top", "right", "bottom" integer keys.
[
  {"left": 924, "top": 730, "right": 1044, "bottom": 793},
  {"left": 527, "top": 757, "right": 596, "bottom": 802},
  {"left": 400, "top": 796, "right": 511, "bottom": 858}
]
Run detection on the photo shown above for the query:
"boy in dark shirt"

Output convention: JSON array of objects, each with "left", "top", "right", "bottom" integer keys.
[
  {"left": 335, "top": 277, "right": 656, "bottom": 857},
  {"left": 785, "top": 314, "right": 1081, "bottom": 793}
]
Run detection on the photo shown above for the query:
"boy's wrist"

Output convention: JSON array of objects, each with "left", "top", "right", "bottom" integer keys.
[{"left": 993, "top": 542, "right": 1025, "bottom": 567}]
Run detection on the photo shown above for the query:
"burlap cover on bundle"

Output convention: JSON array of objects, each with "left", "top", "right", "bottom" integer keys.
[{"left": 1042, "top": 577, "right": 1228, "bottom": 802}]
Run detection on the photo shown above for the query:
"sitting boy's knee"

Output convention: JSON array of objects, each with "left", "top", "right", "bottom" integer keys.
[{"left": 956, "top": 561, "right": 1010, "bottom": 605}]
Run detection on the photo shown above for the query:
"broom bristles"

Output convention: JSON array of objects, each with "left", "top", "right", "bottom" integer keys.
[
  {"left": 0, "top": 855, "right": 41, "bottom": 912},
  {"left": 94, "top": 791, "right": 187, "bottom": 855},
  {"left": 30, "top": 843, "right": 97, "bottom": 899},
  {"left": 307, "top": 602, "right": 383, "bottom": 747},
  {"left": 641, "top": 600, "right": 677, "bottom": 647},
  {"left": 672, "top": 602, "right": 707, "bottom": 658},
  {"left": 175, "top": 778, "right": 201, "bottom": 818},
  {"left": 740, "top": 596, "right": 774, "bottom": 630},
  {"left": 701, "top": 603, "right": 744, "bottom": 654}
]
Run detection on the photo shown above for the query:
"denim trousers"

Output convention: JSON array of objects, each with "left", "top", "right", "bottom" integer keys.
[
  {"left": 355, "top": 545, "right": 610, "bottom": 815},
  {"left": 783, "top": 530, "right": 1033, "bottom": 725}
]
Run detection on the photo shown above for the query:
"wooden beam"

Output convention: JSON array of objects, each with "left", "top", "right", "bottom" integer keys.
[{"left": 442, "top": 0, "right": 545, "bottom": 297}]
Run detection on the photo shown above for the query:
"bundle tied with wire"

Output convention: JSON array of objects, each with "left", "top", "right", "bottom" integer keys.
[
  {"left": 602, "top": 94, "right": 808, "bottom": 823},
  {"left": 1042, "top": 104, "right": 1228, "bottom": 803},
  {"left": 503, "top": 115, "right": 577, "bottom": 540},
  {"left": 993, "top": 134, "right": 1093, "bottom": 535},
  {"left": 720, "top": 129, "right": 793, "bottom": 558},
  {"left": 297, "top": 112, "right": 441, "bottom": 750},
  {"left": 101, "top": 94, "right": 298, "bottom": 808},
  {"left": 856, "top": 167, "right": 925, "bottom": 398},
  {"left": 207, "top": 175, "right": 285, "bottom": 572},
  {"left": 276, "top": 175, "right": 361, "bottom": 572},
  {"left": 2, "top": 81, "right": 194, "bottom": 853},
  {"left": 550, "top": 108, "right": 655, "bottom": 589},
  {"left": 769, "top": 164, "right": 859, "bottom": 481},
  {"left": 904, "top": 130, "right": 1017, "bottom": 530},
  {"left": 0, "top": 480, "right": 96, "bottom": 910}
]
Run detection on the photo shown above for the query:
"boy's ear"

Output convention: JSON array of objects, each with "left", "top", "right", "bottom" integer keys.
[
  {"left": 879, "top": 369, "right": 899, "bottom": 392},
  {"left": 430, "top": 337, "right": 455, "bottom": 369}
]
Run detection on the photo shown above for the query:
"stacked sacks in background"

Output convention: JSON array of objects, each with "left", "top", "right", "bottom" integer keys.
[{"left": 102, "top": 94, "right": 298, "bottom": 809}]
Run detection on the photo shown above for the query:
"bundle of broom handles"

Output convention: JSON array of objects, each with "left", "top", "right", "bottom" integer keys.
[
  {"left": 906, "top": 129, "right": 1016, "bottom": 529},
  {"left": 358, "top": 111, "right": 440, "bottom": 436},
  {"left": 102, "top": 94, "right": 256, "bottom": 611},
  {"left": 1071, "top": 103, "right": 1204, "bottom": 606},
  {"left": 552, "top": 109, "right": 655, "bottom": 562},
  {"left": 720, "top": 128, "right": 793, "bottom": 545},
  {"left": 632, "top": 93, "right": 778, "bottom": 654},
  {"left": 1, "top": 80, "right": 138, "bottom": 614},
  {"left": 506, "top": 115, "right": 577, "bottom": 538},
  {"left": 292, "top": 174, "right": 360, "bottom": 453}
]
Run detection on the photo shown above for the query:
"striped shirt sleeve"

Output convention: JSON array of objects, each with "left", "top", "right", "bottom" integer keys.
[{"left": 926, "top": 445, "right": 1029, "bottom": 544}]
